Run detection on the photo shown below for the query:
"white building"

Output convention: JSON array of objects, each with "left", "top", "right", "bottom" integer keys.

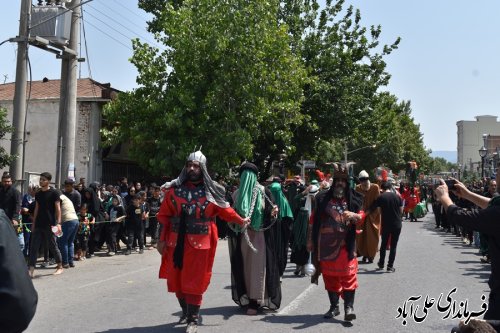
[
  {"left": 0, "top": 78, "right": 116, "bottom": 188},
  {"left": 457, "top": 115, "right": 500, "bottom": 175}
]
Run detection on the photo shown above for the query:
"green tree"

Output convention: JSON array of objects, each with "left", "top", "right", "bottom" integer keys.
[
  {"left": 280, "top": 1, "right": 401, "bottom": 164},
  {"left": 0, "top": 107, "right": 16, "bottom": 168},
  {"left": 104, "top": 0, "right": 307, "bottom": 177}
]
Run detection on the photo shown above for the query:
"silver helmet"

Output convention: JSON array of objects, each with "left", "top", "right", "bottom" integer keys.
[{"left": 187, "top": 150, "right": 207, "bottom": 165}]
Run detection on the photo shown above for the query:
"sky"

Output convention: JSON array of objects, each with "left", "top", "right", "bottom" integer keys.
[{"left": 1, "top": 0, "right": 500, "bottom": 153}]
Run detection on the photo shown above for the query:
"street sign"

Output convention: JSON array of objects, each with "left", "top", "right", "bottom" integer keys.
[{"left": 296, "top": 160, "right": 316, "bottom": 169}]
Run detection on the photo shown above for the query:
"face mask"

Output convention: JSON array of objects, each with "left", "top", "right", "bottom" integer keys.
[{"left": 333, "top": 185, "right": 345, "bottom": 198}]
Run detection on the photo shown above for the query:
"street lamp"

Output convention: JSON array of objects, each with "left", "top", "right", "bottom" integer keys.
[
  {"left": 344, "top": 142, "right": 377, "bottom": 187},
  {"left": 344, "top": 143, "right": 377, "bottom": 165},
  {"left": 479, "top": 145, "right": 487, "bottom": 179},
  {"left": 457, "top": 163, "right": 462, "bottom": 181}
]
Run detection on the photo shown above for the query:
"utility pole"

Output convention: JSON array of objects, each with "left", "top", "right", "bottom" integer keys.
[
  {"left": 56, "top": 0, "right": 81, "bottom": 187},
  {"left": 9, "top": 0, "right": 31, "bottom": 191}
]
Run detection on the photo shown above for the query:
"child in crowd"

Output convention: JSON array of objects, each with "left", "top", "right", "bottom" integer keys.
[
  {"left": 75, "top": 204, "right": 94, "bottom": 260},
  {"left": 125, "top": 194, "right": 144, "bottom": 255},
  {"left": 105, "top": 195, "right": 126, "bottom": 256},
  {"left": 138, "top": 191, "right": 150, "bottom": 248}
]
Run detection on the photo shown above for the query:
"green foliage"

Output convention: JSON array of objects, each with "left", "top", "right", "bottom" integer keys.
[
  {"left": 104, "top": 0, "right": 430, "bottom": 180},
  {"left": 105, "top": 0, "right": 307, "bottom": 177},
  {"left": 0, "top": 107, "right": 16, "bottom": 168}
]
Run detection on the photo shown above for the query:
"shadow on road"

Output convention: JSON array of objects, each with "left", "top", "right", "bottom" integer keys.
[
  {"left": 94, "top": 323, "right": 178, "bottom": 333},
  {"left": 199, "top": 305, "right": 244, "bottom": 321},
  {"left": 261, "top": 313, "right": 354, "bottom": 330}
]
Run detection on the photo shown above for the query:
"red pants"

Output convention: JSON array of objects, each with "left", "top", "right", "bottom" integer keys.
[{"left": 323, "top": 273, "right": 358, "bottom": 295}]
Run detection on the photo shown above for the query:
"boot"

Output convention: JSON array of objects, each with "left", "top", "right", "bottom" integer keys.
[
  {"left": 343, "top": 290, "right": 356, "bottom": 321},
  {"left": 324, "top": 292, "right": 340, "bottom": 319},
  {"left": 186, "top": 304, "right": 200, "bottom": 333},
  {"left": 178, "top": 298, "right": 187, "bottom": 324}
]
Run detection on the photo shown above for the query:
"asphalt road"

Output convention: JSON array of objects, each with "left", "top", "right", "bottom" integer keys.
[{"left": 25, "top": 211, "right": 490, "bottom": 333}]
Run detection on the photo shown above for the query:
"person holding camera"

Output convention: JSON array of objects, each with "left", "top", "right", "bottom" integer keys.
[{"left": 435, "top": 170, "right": 500, "bottom": 321}]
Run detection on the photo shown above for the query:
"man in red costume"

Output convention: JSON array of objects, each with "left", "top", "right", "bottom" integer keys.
[
  {"left": 157, "top": 150, "right": 249, "bottom": 333},
  {"left": 308, "top": 163, "right": 365, "bottom": 323}
]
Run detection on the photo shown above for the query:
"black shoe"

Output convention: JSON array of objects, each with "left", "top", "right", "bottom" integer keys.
[
  {"left": 324, "top": 305, "right": 340, "bottom": 319},
  {"left": 178, "top": 298, "right": 187, "bottom": 324},
  {"left": 343, "top": 290, "right": 356, "bottom": 321},
  {"left": 344, "top": 306, "right": 356, "bottom": 321},
  {"left": 361, "top": 256, "right": 367, "bottom": 263},
  {"left": 324, "top": 291, "right": 340, "bottom": 318},
  {"left": 368, "top": 257, "right": 374, "bottom": 263},
  {"left": 125, "top": 250, "right": 131, "bottom": 255},
  {"left": 69, "top": 262, "right": 75, "bottom": 268},
  {"left": 387, "top": 266, "right": 395, "bottom": 273},
  {"left": 377, "top": 262, "right": 384, "bottom": 269},
  {"left": 186, "top": 304, "right": 200, "bottom": 333}
]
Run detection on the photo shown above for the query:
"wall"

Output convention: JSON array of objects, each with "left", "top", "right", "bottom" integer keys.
[{"left": 457, "top": 115, "right": 500, "bottom": 173}]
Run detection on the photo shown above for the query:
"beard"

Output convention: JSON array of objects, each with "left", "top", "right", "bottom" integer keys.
[
  {"left": 333, "top": 184, "right": 345, "bottom": 198},
  {"left": 187, "top": 170, "right": 202, "bottom": 182}
]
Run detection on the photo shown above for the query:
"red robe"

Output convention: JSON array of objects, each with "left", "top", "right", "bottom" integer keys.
[{"left": 157, "top": 182, "right": 244, "bottom": 295}]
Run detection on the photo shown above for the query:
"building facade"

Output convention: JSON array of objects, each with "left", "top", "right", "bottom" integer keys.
[
  {"left": 457, "top": 115, "right": 500, "bottom": 177},
  {"left": 0, "top": 78, "right": 117, "bottom": 188}
]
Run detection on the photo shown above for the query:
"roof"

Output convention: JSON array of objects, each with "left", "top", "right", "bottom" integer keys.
[{"left": 0, "top": 78, "right": 121, "bottom": 101}]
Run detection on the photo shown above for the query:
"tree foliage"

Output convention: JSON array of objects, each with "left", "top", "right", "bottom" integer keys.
[
  {"left": 104, "top": 0, "right": 307, "bottom": 177},
  {"left": 0, "top": 107, "right": 16, "bottom": 168},
  {"left": 103, "top": 0, "right": 431, "bottom": 179}
]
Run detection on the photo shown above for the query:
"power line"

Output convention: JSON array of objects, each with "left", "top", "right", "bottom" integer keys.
[
  {"left": 94, "top": 0, "right": 151, "bottom": 36},
  {"left": 83, "top": 9, "right": 135, "bottom": 44},
  {"left": 81, "top": 9, "right": 98, "bottom": 99},
  {"left": 82, "top": 19, "right": 132, "bottom": 51},
  {"left": 110, "top": 0, "right": 150, "bottom": 22},
  {"left": 86, "top": 3, "right": 162, "bottom": 49}
]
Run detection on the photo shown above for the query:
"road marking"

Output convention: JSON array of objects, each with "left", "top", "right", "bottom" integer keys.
[
  {"left": 277, "top": 284, "right": 317, "bottom": 315},
  {"left": 77, "top": 266, "right": 154, "bottom": 289}
]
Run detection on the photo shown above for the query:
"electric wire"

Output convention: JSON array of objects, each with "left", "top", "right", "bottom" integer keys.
[
  {"left": 93, "top": 0, "right": 152, "bottom": 37},
  {"left": 83, "top": 9, "right": 136, "bottom": 48},
  {"left": 110, "top": 0, "right": 150, "bottom": 22},
  {"left": 82, "top": 19, "right": 132, "bottom": 51},
  {"left": 87, "top": 3, "right": 162, "bottom": 49},
  {"left": 81, "top": 9, "right": 98, "bottom": 99}
]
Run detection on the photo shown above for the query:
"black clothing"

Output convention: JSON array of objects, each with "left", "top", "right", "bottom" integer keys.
[
  {"left": 379, "top": 227, "right": 402, "bottom": 268},
  {"left": 228, "top": 187, "right": 282, "bottom": 310},
  {"left": 28, "top": 225, "right": 62, "bottom": 267},
  {"left": 126, "top": 205, "right": 144, "bottom": 250},
  {"left": 0, "top": 186, "right": 21, "bottom": 220},
  {"left": 107, "top": 205, "right": 125, "bottom": 252},
  {"left": 371, "top": 191, "right": 403, "bottom": 230},
  {"left": 446, "top": 197, "right": 500, "bottom": 320},
  {"left": 312, "top": 187, "right": 364, "bottom": 261},
  {"left": 35, "top": 188, "right": 61, "bottom": 227},
  {"left": 62, "top": 189, "right": 81, "bottom": 211},
  {"left": 0, "top": 210, "right": 38, "bottom": 333},
  {"left": 147, "top": 197, "right": 161, "bottom": 243}
]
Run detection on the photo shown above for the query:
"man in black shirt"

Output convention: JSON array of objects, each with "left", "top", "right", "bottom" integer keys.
[
  {"left": 28, "top": 172, "right": 63, "bottom": 277},
  {"left": 63, "top": 178, "right": 81, "bottom": 211},
  {"left": 367, "top": 181, "right": 403, "bottom": 272},
  {"left": 0, "top": 173, "right": 22, "bottom": 250},
  {"left": 435, "top": 170, "right": 500, "bottom": 322}
]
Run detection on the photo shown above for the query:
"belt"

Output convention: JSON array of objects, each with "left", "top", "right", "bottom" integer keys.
[{"left": 171, "top": 216, "right": 211, "bottom": 235}]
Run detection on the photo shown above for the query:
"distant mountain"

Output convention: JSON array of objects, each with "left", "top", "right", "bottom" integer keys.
[{"left": 430, "top": 151, "right": 457, "bottom": 163}]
